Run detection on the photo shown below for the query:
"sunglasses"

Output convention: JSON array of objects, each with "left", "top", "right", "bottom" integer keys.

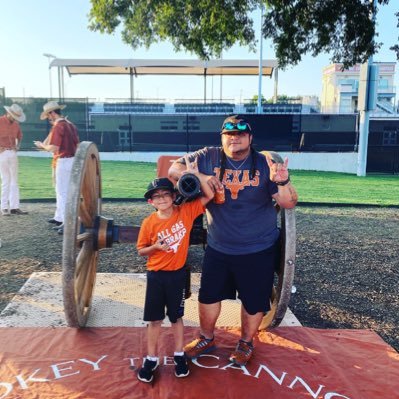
[{"left": 222, "top": 121, "right": 251, "bottom": 132}]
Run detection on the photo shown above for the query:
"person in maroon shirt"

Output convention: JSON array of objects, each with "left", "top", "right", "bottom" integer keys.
[
  {"left": 0, "top": 104, "right": 28, "bottom": 216},
  {"left": 34, "top": 101, "right": 79, "bottom": 234}
]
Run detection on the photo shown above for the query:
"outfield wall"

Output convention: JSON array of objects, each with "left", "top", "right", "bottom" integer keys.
[{"left": 19, "top": 151, "right": 358, "bottom": 174}]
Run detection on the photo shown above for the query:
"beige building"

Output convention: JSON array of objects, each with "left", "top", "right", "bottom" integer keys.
[{"left": 321, "top": 62, "right": 396, "bottom": 114}]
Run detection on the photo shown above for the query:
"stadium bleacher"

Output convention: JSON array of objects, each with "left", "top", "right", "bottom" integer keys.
[
  {"left": 174, "top": 103, "right": 235, "bottom": 114},
  {"left": 92, "top": 102, "right": 166, "bottom": 114}
]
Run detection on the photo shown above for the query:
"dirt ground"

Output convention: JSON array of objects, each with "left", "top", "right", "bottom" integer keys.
[{"left": 0, "top": 201, "right": 398, "bottom": 352}]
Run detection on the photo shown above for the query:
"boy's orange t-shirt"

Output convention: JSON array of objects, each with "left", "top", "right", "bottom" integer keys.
[{"left": 137, "top": 199, "right": 205, "bottom": 271}]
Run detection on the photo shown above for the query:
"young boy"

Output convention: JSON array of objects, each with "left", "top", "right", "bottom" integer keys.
[{"left": 136, "top": 157, "right": 213, "bottom": 383}]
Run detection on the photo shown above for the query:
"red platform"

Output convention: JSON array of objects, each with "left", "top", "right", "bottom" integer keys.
[{"left": 0, "top": 326, "right": 397, "bottom": 398}]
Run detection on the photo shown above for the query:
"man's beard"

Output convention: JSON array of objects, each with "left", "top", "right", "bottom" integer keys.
[{"left": 228, "top": 146, "right": 250, "bottom": 157}]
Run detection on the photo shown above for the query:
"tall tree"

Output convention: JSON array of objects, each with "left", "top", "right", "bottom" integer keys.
[{"left": 88, "top": 0, "right": 397, "bottom": 68}]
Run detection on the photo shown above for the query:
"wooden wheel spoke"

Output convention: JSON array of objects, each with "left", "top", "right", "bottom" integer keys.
[
  {"left": 89, "top": 158, "right": 99, "bottom": 207},
  {"left": 82, "top": 156, "right": 99, "bottom": 219},
  {"left": 78, "top": 255, "right": 97, "bottom": 310},
  {"left": 79, "top": 198, "right": 93, "bottom": 227},
  {"left": 74, "top": 272, "right": 87, "bottom": 301},
  {"left": 75, "top": 243, "right": 93, "bottom": 281},
  {"left": 77, "top": 231, "right": 93, "bottom": 242},
  {"left": 74, "top": 247, "right": 96, "bottom": 306}
]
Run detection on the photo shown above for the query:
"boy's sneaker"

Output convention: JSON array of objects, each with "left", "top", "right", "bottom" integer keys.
[
  {"left": 184, "top": 335, "right": 215, "bottom": 359},
  {"left": 229, "top": 340, "right": 254, "bottom": 366},
  {"left": 137, "top": 358, "right": 159, "bottom": 383},
  {"left": 174, "top": 355, "right": 190, "bottom": 378}
]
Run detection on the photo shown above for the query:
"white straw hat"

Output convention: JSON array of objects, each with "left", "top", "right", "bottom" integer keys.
[
  {"left": 4, "top": 104, "right": 26, "bottom": 123},
  {"left": 40, "top": 101, "right": 66, "bottom": 120}
]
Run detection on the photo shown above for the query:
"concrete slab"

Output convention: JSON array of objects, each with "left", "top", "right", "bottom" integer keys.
[{"left": 0, "top": 272, "right": 301, "bottom": 328}]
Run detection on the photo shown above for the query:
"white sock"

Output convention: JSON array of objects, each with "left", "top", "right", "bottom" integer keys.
[
  {"left": 147, "top": 355, "right": 159, "bottom": 362},
  {"left": 174, "top": 351, "right": 184, "bottom": 357}
]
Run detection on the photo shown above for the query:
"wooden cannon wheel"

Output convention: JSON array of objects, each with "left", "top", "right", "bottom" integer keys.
[
  {"left": 62, "top": 142, "right": 101, "bottom": 327},
  {"left": 259, "top": 150, "right": 296, "bottom": 329},
  {"left": 259, "top": 207, "right": 296, "bottom": 329}
]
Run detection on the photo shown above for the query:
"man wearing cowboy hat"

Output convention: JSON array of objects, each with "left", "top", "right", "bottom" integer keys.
[
  {"left": 34, "top": 101, "right": 79, "bottom": 234},
  {"left": 0, "top": 104, "right": 28, "bottom": 216}
]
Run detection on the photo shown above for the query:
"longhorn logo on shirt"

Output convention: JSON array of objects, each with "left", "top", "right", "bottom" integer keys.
[
  {"left": 157, "top": 221, "right": 187, "bottom": 253},
  {"left": 214, "top": 167, "right": 259, "bottom": 199}
]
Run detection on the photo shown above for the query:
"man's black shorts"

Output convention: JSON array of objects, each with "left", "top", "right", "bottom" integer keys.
[
  {"left": 143, "top": 268, "right": 186, "bottom": 323},
  {"left": 198, "top": 245, "right": 277, "bottom": 314}
]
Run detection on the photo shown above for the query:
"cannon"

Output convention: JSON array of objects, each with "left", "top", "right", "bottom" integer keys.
[{"left": 61, "top": 142, "right": 296, "bottom": 328}]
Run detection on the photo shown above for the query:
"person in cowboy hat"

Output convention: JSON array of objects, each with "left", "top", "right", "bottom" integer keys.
[
  {"left": 0, "top": 104, "right": 28, "bottom": 216},
  {"left": 168, "top": 114, "right": 298, "bottom": 367},
  {"left": 34, "top": 101, "right": 79, "bottom": 234}
]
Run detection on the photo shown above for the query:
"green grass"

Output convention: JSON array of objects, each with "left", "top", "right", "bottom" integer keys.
[
  {"left": 18, "top": 156, "right": 156, "bottom": 199},
  {"left": 290, "top": 170, "right": 399, "bottom": 206},
  {"left": 17, "top": 156, "right": 399, "bottom": 206},
  {"left": 19, "top": 157, "right": 54, "bottom": 199}
]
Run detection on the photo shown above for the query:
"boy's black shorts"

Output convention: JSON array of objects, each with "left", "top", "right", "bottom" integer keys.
[
  {"left": 198, "top": 244, "right": 277, "bottom": 315},
  {"left": 143, "top": 267, "right": 186, "bottom": 324}
]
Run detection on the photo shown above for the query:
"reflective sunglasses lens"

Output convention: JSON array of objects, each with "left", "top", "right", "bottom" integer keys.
[
  {"left": 237, "top": 122, "right": 248, "bottom": 130},
  {"left": 223, "top": 122, "right": 235, "bottom": 130}
]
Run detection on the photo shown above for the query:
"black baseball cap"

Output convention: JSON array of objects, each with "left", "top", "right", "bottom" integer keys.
[
  {"left": 220, "top": 115, "right": 252, "bottom": 135},
  {"left": 144, "top": 178, "right": 175, "bottom": 200}
]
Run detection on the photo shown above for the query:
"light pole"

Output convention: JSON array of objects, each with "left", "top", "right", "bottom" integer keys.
[
  {"left": 43, "top": 53, "right": 56, "bottom": 98},
  {"left": 356, "top": 0, "right": 377, "bottom": 176},
  {"left": 257, "top": 3, "right": 264, "bottom": 114}
]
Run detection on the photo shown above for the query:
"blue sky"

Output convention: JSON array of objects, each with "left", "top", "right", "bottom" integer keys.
[{"left": 0, "top": 0, "right": 398, "bottom": 103}]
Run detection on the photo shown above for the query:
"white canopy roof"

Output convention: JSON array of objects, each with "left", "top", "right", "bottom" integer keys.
[
  {"left": 50, "top": 58, "right": 278, "bottom": 77},
  {"left": 49, "top": 58, "right": 279, "bottom": 101}
]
